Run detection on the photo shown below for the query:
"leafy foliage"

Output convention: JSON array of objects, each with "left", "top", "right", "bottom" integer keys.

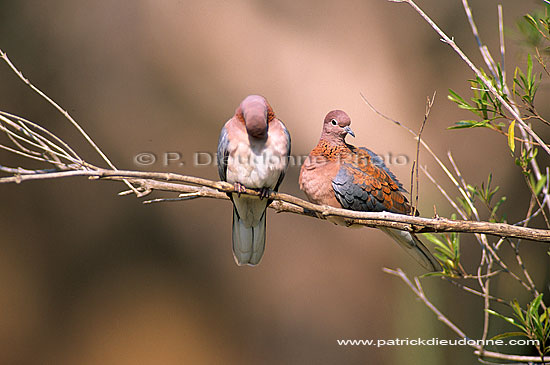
[
  {"left": 447, "top": 55, "right": 541, "bottom": 140},
  {"left": 516, "top": 5, "right": 550, "bottom": 52},
  {"left": 488, "top": 294, "right": 550, "bottom": 357},
  {"left": 440, "top": 5, "right": 550, "bottom": 361},
  {"left": 447, "top": 66, "right": 508, "bottom": 130},
  {"left": 423, "top": 230, "right": 460, "bottom": 277}
]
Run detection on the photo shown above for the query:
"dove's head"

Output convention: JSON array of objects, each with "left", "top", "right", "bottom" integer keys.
[
  {"left": 236, "top": 95, "right": 274, "bottom": 140},
  {"left": 322, "top": 110, "right": 355, "bottom": 142}
]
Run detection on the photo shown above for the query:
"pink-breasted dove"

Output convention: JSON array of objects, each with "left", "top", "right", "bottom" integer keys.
[{"left": 217, "top": 95, "right": 291, "bottom": 266}]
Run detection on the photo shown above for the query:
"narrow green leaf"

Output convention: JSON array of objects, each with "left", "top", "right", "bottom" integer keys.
[
  {"left": 524, "top": 15, "right": 538, "bottom": 29},
  {"left": 490, "top": 332, "right": 528, "bottom": 341},
  {"left": 492, "top": 196, "right": 507, "bottom": 217},
  {"left": 434, "top": 245, "right": 455, "bottom": 259},
  {"left": 508, "top": 121, "right": 516, "bottom": 153},
  {"left": 529, "top": 173, "right": 537, "bottom": 192},
  {"left": 422, "top": 233, "right": 444, "bottom": 246},
  {"left": 527, "top": 54, "right": 533, "bottom": 84},
  {"left": 420, "top": 271, "right": 446, "bottom": 278},
  {"left": 535, "top": 175, "right": 548, "bottom": 195},
  {"left": 529, "top": 294, "right": 544, "bottom": 318},
  {"left": 447, "top": 120, "right": 488, "bottom": 130},
  {"left": 513, "top": 67, "right": 519, "bottom": 95},
  {"left": 448, "top": 89, "right": 468, "bottom": 106},
  {"left": 487, "top": 309, "right": 519, "bottom": 326},
  {"left": 512, "top": 300, "right": 527, "bottom": 323}
]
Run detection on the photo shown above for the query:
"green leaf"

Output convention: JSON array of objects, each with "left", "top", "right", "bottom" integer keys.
[
  {"left": 447, "top": 120, "right": 488, "bottom": 129},
  {"left": 487, "top": 308, "right": 527, "bottom": 331},
  {"left": 422, "top": 232, "right": 444, "bottom": 246},
  {"left": 528, "top": 294, "right": 543, "bottom": 318},
  {"left": 434, "top": 245, "right": 455, "bottom": 259},
  {"left": 420, "top": 271, "right": 446, "bottom": 278},
  {"left": 535, "top": 175, "right": 548, "bottom": 195},
  {"left": 448, "top": 89, "right": 469, "bottom": 106},
  {"left": 529, "top": 173, "right": 537, "bottom": 192},
  {"left": 524, "top": 14, "right": 538, "bottom": 29},
  {"left": 491, "top": 196, "right": 507, "bottom": 219},
  {"left": 490, "top": 332, "right": 528, "bottom": 341},
  {"left": 487, "top": 309, "right": 518, "bottom": 325},
  {"left": 508, "top": 120, "right": 516, "bottom": 153},
  {"left": 540, "top": 308, "right": 548, "bottom": 323},
  {"left": 527, "top": 54, "right": 533, "bottom": 85},
  {"left": 513, "top": 67, "right": 519, "bottom": 95}
]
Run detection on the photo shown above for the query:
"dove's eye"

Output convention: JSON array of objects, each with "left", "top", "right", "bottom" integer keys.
[{"left": 330, "top": 119, "right": 337, "bottom": 126}]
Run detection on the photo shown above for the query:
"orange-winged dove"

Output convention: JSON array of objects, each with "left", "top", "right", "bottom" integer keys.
[{"left": 299, "top": 110, "right": 440, "bottom": 271}]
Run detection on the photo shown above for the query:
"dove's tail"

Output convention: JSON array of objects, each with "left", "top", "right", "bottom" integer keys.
[
  {"left": 379, "top": 227, "right": 441, "bottom": 272},
  {"left": 232, "top": 204, "right": 266, "bottom": 266}
]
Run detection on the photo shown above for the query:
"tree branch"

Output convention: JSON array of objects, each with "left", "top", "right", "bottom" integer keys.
[{"left": 2, "top": 167, "right": 550, "bottom": 242}]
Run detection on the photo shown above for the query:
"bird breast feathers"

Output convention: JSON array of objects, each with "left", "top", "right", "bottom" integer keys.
[{"left": 225, "top": 122, "right": 288, "bottom": 189}]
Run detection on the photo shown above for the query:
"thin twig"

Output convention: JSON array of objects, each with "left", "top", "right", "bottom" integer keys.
[
  {"left": 506, "top": 238, "right": 546, "bottom": 311},
  {"left": 410, "top": 92, "right": 435, "bottom": 216},
  {"left": 498, "top": 5, "right": 505, "bottom": 86},
  {"left": 0, "top": 49, "right": 139, "bottom": 195},
  {"left": 478, "top": 259, "right": 493, "bottom": 356},
  {"left": 0, "top": 111, "right": 83, "bottom": 163},
  {"left": 443, "top": 277, "right": 509, "bottom": 306},
  {"left": 384, "top": 268, "right": 473, "bottom": 341},
  {"left": 421, "top": 166, "right": 468, "bottom": 219},
  {"left": 462, "top": 0, "right": 498, "bottom": 79},
  {"left": 473, "top": 350, "right": 550, "bottom": 363},
  {"left": 143, "top": 194, "right": 201, "bottom": 204}
]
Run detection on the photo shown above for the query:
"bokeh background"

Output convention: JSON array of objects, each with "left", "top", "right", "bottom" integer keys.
[{"left": 0, "top": 0, "right": 549, "bottom": 364}]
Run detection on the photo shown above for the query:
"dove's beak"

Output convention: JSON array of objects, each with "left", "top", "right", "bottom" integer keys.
[{"left": 344, "top": 126, "right": 355, "bottom": 137}]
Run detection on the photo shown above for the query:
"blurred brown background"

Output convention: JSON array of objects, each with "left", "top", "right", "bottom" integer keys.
[{"left": 0, "top": 0, "right": 549, "bottom": 364}]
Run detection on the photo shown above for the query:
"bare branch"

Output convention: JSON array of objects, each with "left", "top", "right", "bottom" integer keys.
[
  {"left": 410, "top": 92, "right": 435, "bottom": 216},
  {"left": 2, "top": 167, "right": 550, "bottom": 242},
  {"left": 0, "top": 49, "right": 139, "bottom": 194},
  {"left": 473, "top": 350, "right": 550, "bottom": 364},
  {"left": 498, "top": 4, "right": 505, "bottom": 85},
  {"left": 443, "top": 277, "right": 509, "bottom": 306},
  {"left": 384, "top": 267, "right": 472, "bottom": 341}
]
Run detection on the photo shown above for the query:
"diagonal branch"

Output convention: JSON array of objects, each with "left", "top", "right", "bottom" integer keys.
[
  {"left": 2, "top": 167, "right": 550, "bottom": 242},
  {"left": 388, "top": 0, "right": 550, "bottom": 157}
]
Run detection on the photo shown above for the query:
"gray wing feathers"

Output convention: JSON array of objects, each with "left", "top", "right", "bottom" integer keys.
[
  {"left": 332, "top": 165, "right": 388, "bottom": 212},
  {"left": 379, "top": 227, "right": 441, "bottom": 271},
  {"left": 217, "top": 126, "right": 230, "bottom": 182},
  {"left": 274, "top": 122, "right": 291, "bottom": 192}
]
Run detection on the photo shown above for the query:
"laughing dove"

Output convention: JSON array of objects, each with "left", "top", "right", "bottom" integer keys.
[
  {"left": 299, "top": 110, "right": 440, "bottom": 271},
  {"left": 217, "top": 95, "right": 291, "bottom": 266}
]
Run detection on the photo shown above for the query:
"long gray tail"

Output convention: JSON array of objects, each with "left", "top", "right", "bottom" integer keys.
[
  {"left": 232, "top": 206, "right": 266, "bottom": 266},
  {"left": 379, "top": 227, "right": 441, "bottom": 272}
]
